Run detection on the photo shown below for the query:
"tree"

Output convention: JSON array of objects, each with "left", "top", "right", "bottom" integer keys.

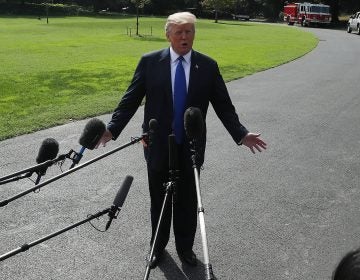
[
  {"left": 131, "top": 0, "right": 150, "bottom": 35},
  {"left": 261, "top": 0, "right": 284, "bottom": 21},
  {"left": 341, "top": 0, "right": 360, "bottom": 14},
  {"left": 234, "top": 0, "right": 262, "bottom": 17},
  {"left": 145, "top": 0, "right": 167, "bottom": 15},
  {"left": 320, "top": 0, "right": 340, "bottom": 23}
]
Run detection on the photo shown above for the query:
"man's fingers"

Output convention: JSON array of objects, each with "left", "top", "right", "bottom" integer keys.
[
  {"left": 95, "top": 138, "right": 108, "bottom": 149},
  {"left": 250, "top": 146, "right": 255, "bottom": 154},
  {"left": 141, "top": 139, "right": 148, "bottom": 147},
  {"left": 258, "top": 142, "right": 267, "bottom": 150},
  {"left": 258, "top": 140, "right": 267, "bottom": 146}
]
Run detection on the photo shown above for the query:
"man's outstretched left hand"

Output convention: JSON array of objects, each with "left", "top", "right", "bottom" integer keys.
[{"left": 241, "top": 133, "right": 267, "bottom": 154}]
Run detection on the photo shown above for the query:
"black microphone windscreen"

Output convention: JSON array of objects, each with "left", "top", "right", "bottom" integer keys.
[
  {"left": 36, "top": 138, "right": 59, "bottom": 164},
  {"left": 113, "top": 175, "right": 134, "bottom": 208},
  {"left": 79, "top": 118, "right": 106, "bottom": 150},
  {"left": 184, "top": 107, "right": 204, "bottom": 140},
  {"left": 149, "top": 119, "right": 158, "bottom": 131}
]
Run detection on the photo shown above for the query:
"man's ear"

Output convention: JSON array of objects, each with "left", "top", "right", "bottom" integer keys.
[{"left": 166, "top": 33, "right": 170, "bottom": 42}]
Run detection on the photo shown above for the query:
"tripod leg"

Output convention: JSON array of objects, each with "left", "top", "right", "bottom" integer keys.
[{"left": 143, "top": 182, "right": 173, "bottom": 280}]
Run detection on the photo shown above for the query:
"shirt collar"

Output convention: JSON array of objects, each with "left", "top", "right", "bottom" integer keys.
[{"left": 170, "top": 47, "right": 192, "bottom": 64}]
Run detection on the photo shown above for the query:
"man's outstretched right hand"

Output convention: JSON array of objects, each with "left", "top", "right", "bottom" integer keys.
[{"left": 95, "top": 129, "right": 113, "bottom": 148}]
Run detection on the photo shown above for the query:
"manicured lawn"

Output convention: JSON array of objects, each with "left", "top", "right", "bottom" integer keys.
[{"left": 0, "top": 16, "right": 318, "bottom": 140}]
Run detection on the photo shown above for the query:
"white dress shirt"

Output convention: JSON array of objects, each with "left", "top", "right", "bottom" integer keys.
[{"left": 169, "top": 47, "right": 191, "bottom": 98}]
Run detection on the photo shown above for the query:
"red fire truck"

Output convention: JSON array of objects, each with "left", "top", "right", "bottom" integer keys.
[{"left": 283, "top": 2, "right": 331, "bottom": 26}]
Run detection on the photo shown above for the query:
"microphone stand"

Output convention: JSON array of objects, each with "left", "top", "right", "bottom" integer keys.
[
  {"left": 143, "top": 134, "right": 178, "bottom": 280},
  {"left": 0, "top": 136, "right": 143, "bottom": 207},
  {"left": 0, "top": 207, "right": 111, "bottom": 262},
  {"left": 189, "top": 140, "right": 215, "bottom": 280}
]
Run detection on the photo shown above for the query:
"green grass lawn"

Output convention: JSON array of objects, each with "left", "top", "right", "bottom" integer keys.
[{"left": 0, "top": 16, "right": 318, "bottom": 140}]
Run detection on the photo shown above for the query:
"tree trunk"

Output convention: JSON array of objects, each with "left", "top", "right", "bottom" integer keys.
[{"left": 136, "top": 6, "right": 139, "bottom": 36}]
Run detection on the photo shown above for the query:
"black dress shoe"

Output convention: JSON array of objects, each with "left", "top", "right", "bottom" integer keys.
[
  {"left": 148, "top": 251, "right": 164, "bottom": 269},
  {"left": 178, "top": 250, "right": 197, "bottom": 266}
]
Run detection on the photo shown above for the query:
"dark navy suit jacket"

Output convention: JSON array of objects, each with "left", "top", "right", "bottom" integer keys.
[{"left": 107, "top": 48, "right": 248, "bottom": 170}]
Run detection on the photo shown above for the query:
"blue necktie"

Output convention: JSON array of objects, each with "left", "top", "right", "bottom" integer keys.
[{"left": 174, "top": 56, "right": 187, "bottom": 144}]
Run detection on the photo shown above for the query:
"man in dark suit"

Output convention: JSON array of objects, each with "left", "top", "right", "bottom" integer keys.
[{"left": 97, "top": 12, "right": 266, "bottom": 268}]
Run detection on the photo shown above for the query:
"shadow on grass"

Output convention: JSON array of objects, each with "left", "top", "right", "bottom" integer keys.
[{"left": 33, "top": 68, "right": 128, "bottom": 97}]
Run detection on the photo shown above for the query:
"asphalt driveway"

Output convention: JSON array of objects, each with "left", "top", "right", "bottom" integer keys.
[{"left": 1, "top": 25, "right": 360, "bottom": 280}]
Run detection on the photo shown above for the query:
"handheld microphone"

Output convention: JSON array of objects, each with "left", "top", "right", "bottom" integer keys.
[
  {"left": 184, "top": 107, "right": 204, "bottom": 141},
  {"left": 148, "top": 119, "right": 158, "bottom": 147},
  {"left": 35, "top": 138, "right": 59, "bottom": 184},
  {"left": 70, "top": 118, "right": 106, "bottom": 168},
  {"left": 105, "top": 175, "right": 134, "bottom": 230}
]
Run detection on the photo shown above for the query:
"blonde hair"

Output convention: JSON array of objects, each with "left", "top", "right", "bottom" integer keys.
[{"left": 165, "top": 12, "right": 196, "bottom": 33}]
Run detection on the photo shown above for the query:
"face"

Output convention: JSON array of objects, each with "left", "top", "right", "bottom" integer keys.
[{"left": 166, "top": 23, "right": 195, "bottom": 56}]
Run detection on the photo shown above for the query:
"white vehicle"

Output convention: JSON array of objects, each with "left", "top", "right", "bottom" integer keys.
[{"left": 347, "top": 12, "right": 360, "bottom": 34}]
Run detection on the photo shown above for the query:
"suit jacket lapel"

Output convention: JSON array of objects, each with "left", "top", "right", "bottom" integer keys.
[
  {"left": 188, "top": 50, "right": 199, "bottom": 103},
  {"left": 159, "top": 48, "right": 173, "bottom": 115}
]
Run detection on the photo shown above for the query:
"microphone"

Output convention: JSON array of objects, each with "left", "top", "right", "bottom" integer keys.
[
  {"left": 35, "top": 138, "right": 59, "bottom": 184},
  {"left": 184, "top": 107, "right": 204, "bottom": 168},
  {"left": 70, "top": 118, "right": 106, "bottom": 168},
  {"left": 105, "top": 175, "right": 134, "bottom": 230},
  {"left": 148, "top": 119, "right": 158, "bottom": 147},
  {"left": 36, "top": 138, "right": 59, "bottom": 165},
  {"left": 184, "top": 107, "right": 204, "bottom": 141}
]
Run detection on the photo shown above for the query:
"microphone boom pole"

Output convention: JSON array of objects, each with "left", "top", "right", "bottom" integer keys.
[
  {"left": 0, "top": 175, "right": 133, "bottom": 262},
  {"left": 0, "top": 150, "right": 77, "bottom": 186},
  {"left": 0, "top": 160, "right": 56, "bottom": 184},
  {"left": 0, "top": 136, "right": 143, "bottom": 207},
  {"left": 0, "top": 172, "right": 34, "bottom": 186},
  {"left": 0, "top": 208, "right": 110, "bottom": 262}
]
